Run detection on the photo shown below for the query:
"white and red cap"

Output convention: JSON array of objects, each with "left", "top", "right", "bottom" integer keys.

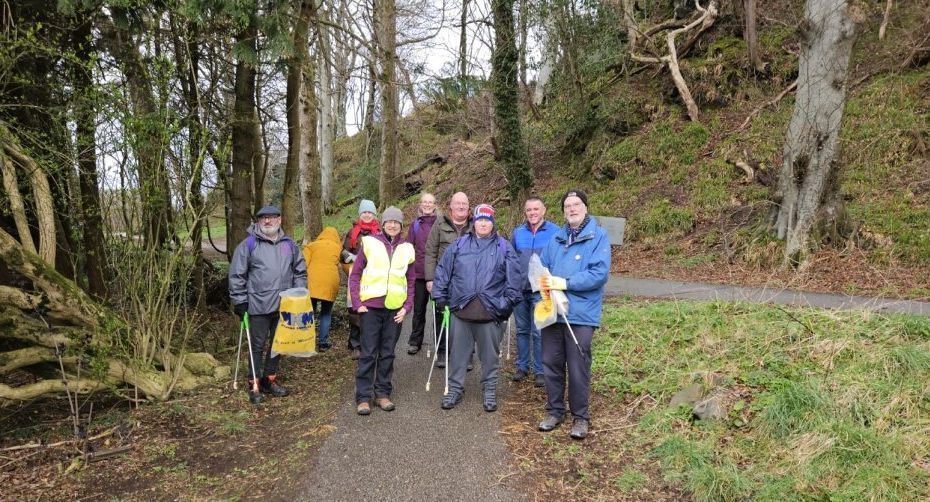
[{"left": 473, "top": 204, "right": 495, "bottom": 223}]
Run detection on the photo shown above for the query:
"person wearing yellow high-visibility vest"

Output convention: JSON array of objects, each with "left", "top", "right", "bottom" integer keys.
[{"left": 348, "top": 206, "right": 416, "bottom": 415}]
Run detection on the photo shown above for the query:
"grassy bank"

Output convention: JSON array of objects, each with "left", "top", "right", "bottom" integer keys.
[{"left": 505, "top": 300, "right": 930, "bottom": 500}]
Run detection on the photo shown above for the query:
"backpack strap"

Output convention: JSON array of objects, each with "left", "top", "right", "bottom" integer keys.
[{"left": 246, "top": 234, "right": 297, "bottom": 257}]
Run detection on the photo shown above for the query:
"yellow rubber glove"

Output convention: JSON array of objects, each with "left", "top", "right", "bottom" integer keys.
[{"left": 541, "top": 275, "right": 567, "bottom": 291}]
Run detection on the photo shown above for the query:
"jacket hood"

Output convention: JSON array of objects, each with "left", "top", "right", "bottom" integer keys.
[{"left": 317, "top": 226, "right": 340, "bottom": 244}]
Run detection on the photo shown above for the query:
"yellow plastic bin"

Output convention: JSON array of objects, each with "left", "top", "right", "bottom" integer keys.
[{"left": 271, "top": 287, "right": 317, "bottom": 357}]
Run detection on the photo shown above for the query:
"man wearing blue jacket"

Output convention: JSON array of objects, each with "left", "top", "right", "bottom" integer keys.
[
  {"left": 510, "top": 197, "right": 560, "bottom": 387},
  {"left": 432, "top": 204, "right": 522, "bottom": 412},
  {"left": 538, "top": 190, "right": 611, "bottom": 439}
]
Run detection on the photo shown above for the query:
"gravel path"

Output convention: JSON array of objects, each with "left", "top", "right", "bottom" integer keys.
[{"left": 299, "top": 315, "right": 526, "bottom": 501}]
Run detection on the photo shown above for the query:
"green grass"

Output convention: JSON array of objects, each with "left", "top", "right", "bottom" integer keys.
[{"left": 593, "top": 300, "right": 930, "bottom": 500}]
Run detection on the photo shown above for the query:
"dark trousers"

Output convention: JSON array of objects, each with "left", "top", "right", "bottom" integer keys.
[
  {"left": 348, "top": 309, "right": 361, "bottom": 350},
  {"left": 541, "top": 323, "right": 594, "bottom": 421},
  {"left": 246, "top": 312, "right": 281, "bottom": 380},
  {"left": 407, "top": 279, "right": 429, "bottom": 348},
  {"left": 312, "top": 299, "right": 334, "bottom": 346},
  {"left": 355, "top": 308, "right": 402, "bottom": 403},
  {"left": 433, "top": 299, "right": 447, "bottom": 358}
]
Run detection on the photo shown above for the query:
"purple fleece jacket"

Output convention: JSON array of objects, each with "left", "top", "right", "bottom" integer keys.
[
  {"left": 349, "top": 232, "right": 416, "bottom": 312},
  {"left": 408, "top": 210, "right": 438, "bottom": 279}
]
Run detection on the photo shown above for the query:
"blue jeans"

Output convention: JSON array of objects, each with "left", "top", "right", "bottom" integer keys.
[
  {"left": 312, "top": 298, "right": 334, "bottom": 347},
  {"left": 513, "top": 291, "right": 542, "bottom": 374}
]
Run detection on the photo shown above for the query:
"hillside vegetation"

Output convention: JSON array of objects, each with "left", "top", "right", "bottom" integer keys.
[{"left": 329, "top": 0, "right": 930, "bottom": 299}]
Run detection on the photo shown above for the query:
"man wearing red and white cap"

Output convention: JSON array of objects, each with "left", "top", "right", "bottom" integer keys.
[{"left": 432, "top": 204, "right": 522, "bottom": 412}]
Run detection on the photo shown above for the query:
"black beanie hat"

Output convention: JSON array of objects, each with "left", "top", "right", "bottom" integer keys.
[{"left": 560, "top": 189, "right": 588, "bottom": 210}]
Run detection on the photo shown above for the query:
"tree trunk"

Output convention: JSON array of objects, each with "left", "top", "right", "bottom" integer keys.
[
  {"left": 302, "top": 47, "right": 323, "bottom": 241},
  {"left": 459, "top": 0, "right": 470, "bottom": 87},
  {"left": 230, "top": 22, "right": 259, "bottom": 255},
  {"left": 317, "top": 21, "right": 336, "bottom": 214},
  {"left": 772, "top": 0, "right": 859, "bottom": 264},
  {"left": 492, "top": 0, "right": 532, "bottom": 201},
  {"left": 532, "top": 17, "right": 555, "bottom": 106},
  {"left": 72, "top": 17, "right": 108, "bottom": 298},
  {"left": 622, "top": 0, "right": 638, "bottom": 49},
  {"left": 283, "top": 0, "right": 315, "bottom": 239},
  {"left": 743, "top": 0, "right": 763, "bottom": 72},
  {"left": 363, "top": 61, "right": 378, "bottom": 164},
  {"left": 377, "top": 0, "right": 401, "bottom": 205},
  {"left": 172, "top": 17, "right": 207, "bottom": 308}
]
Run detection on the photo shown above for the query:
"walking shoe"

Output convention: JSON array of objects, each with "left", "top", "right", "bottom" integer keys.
[
  {"left": 246, "top": 381, "right": 263, "bottom": 405},
  {"left": 511, "top": 369, "right": 528, "bottom": 382},
  {"left": 436, "top": 356, "right": 446, "bottom": 369},
  {"left": 260, "top": 375, "right": 289, "bottom": 397},
  {"left": 534, "top": 374, "right": 545, "bottom": 388},
  {"left": 350, "top": 349, "right": 361, "bottom": 360},
  {"left": 441, "top": 392, "right": 462, "bottom": 410},
  {"left": 570, "top": 418, "right": 590, "bottom": 440},
  {"left": 407, "top": 345, "right": 420, "bottom": 355},
  {"left": 357, "top": 402, "right": 371, "bottom": 415},
  {"left": 375, "top": 397, "right": 396, "bottom": 411},
  {"left": 317, "top": 342, "right": 331, "bottom": 353},
  {"left": 483, "top": 392, "right": 498, "bottom": 412},
  {"left": 467, "top": 354, "right": 474, "bottom": 372},
  {"left": 538, "top": 415, "right": 563, "bottom": 432}
]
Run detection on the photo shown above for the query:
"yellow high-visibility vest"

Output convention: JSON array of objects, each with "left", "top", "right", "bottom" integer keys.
[{"left": 359, "top": 235, "right": 415, "bottom": 309}]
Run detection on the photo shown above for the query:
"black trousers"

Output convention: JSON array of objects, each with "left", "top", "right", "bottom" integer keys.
[
  {"left": 541, "top": 323, "right": 594, "bottom": 421},
  {"left": 355, "top": 308, "right": 402, "bottom": 403},
  {"left": 407, "top": 279, "right": 429, "bottom": 348},
  {"left": 246, "top": 312, "right": 281, "bottom": 380}
]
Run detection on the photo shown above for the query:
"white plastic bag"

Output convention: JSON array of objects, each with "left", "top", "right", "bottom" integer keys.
[{"left": 529, "top": 255, "right": 569, "bottom": 329}]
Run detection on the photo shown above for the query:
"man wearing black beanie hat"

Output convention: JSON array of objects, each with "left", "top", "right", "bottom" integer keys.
[{"left": 536, "top": 188, "right": 610, "bottom": 439}]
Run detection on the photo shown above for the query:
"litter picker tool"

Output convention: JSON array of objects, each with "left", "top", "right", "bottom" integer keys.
[
  {"left": 233, "top": 317, "right": 245, "bottom": 390},
  {"left": 242, "top": 313, "right": 260, "bottom": 395},
  {"left": 425, "top": 306, "right": 451, "bottom": 392},
  {"left": 427, "top": 299, "right": 436, "bottom": 359}
]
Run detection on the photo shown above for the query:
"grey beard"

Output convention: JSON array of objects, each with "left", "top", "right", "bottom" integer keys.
[{"left": 261, "top": 224, "right": 281, "bottom": 239}]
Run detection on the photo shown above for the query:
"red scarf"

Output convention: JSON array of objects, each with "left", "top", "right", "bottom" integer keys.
[{"left": 349, "top": 219, "right": 381, "bottom": 250}]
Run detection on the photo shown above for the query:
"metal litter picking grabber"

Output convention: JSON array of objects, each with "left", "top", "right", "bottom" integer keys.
[
  {"left": 425, "top": 306, "right": 451, "bottom": 393},
  {"left": 233, "top": 313, "right": 260, "bottom": 394},
  {"left": 553, "top": 294, "right": 586, "bottom": 360},
  {"left": 427, "top": 300, "right": 436, "bottom": 359}
]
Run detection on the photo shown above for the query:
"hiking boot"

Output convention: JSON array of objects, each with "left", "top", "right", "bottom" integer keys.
[
  {"left": 357, "top": 402, "right": 371, "bottom": 415},
  {"left": 511, "top": 369, "right": 528, "bottom": 382},
  {"left": 407, "top": 345, "right": 420, "bottom": 355},
  {"left": 260, "top": 375, "right": 289, "bottom": 397},
  {"left": 538, "top": 415, "right": 563, "bottom": 432},
  {"left": 570, "top": 418, "right": 590, "bottom": 440},
  {"left": 483, "top": 392, "right": 498, "bottom": 412},
  {"left": 375, "top": 397, "right": 396, "bottom": 411},
  {"left": 534, "top": 374, "right": 545, "bottom": 388},
  {"left": 441, "top": 392, "right": 462, "bottom": 410},
  {"left": 350, "top": 349, "right": 361, "bottom": 360},
  {"left": 247, "top": 380, "right": 263, "bottom": 405}
]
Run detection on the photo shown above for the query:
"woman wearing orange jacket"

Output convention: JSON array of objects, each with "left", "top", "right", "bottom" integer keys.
[{"left": 303, "top": 227, "right": 342, "bottom": 352}]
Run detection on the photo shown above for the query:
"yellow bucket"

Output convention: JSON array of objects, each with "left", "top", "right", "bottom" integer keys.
[{"left": 272, "top": 288, "right": 316, "bottom": 356}]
